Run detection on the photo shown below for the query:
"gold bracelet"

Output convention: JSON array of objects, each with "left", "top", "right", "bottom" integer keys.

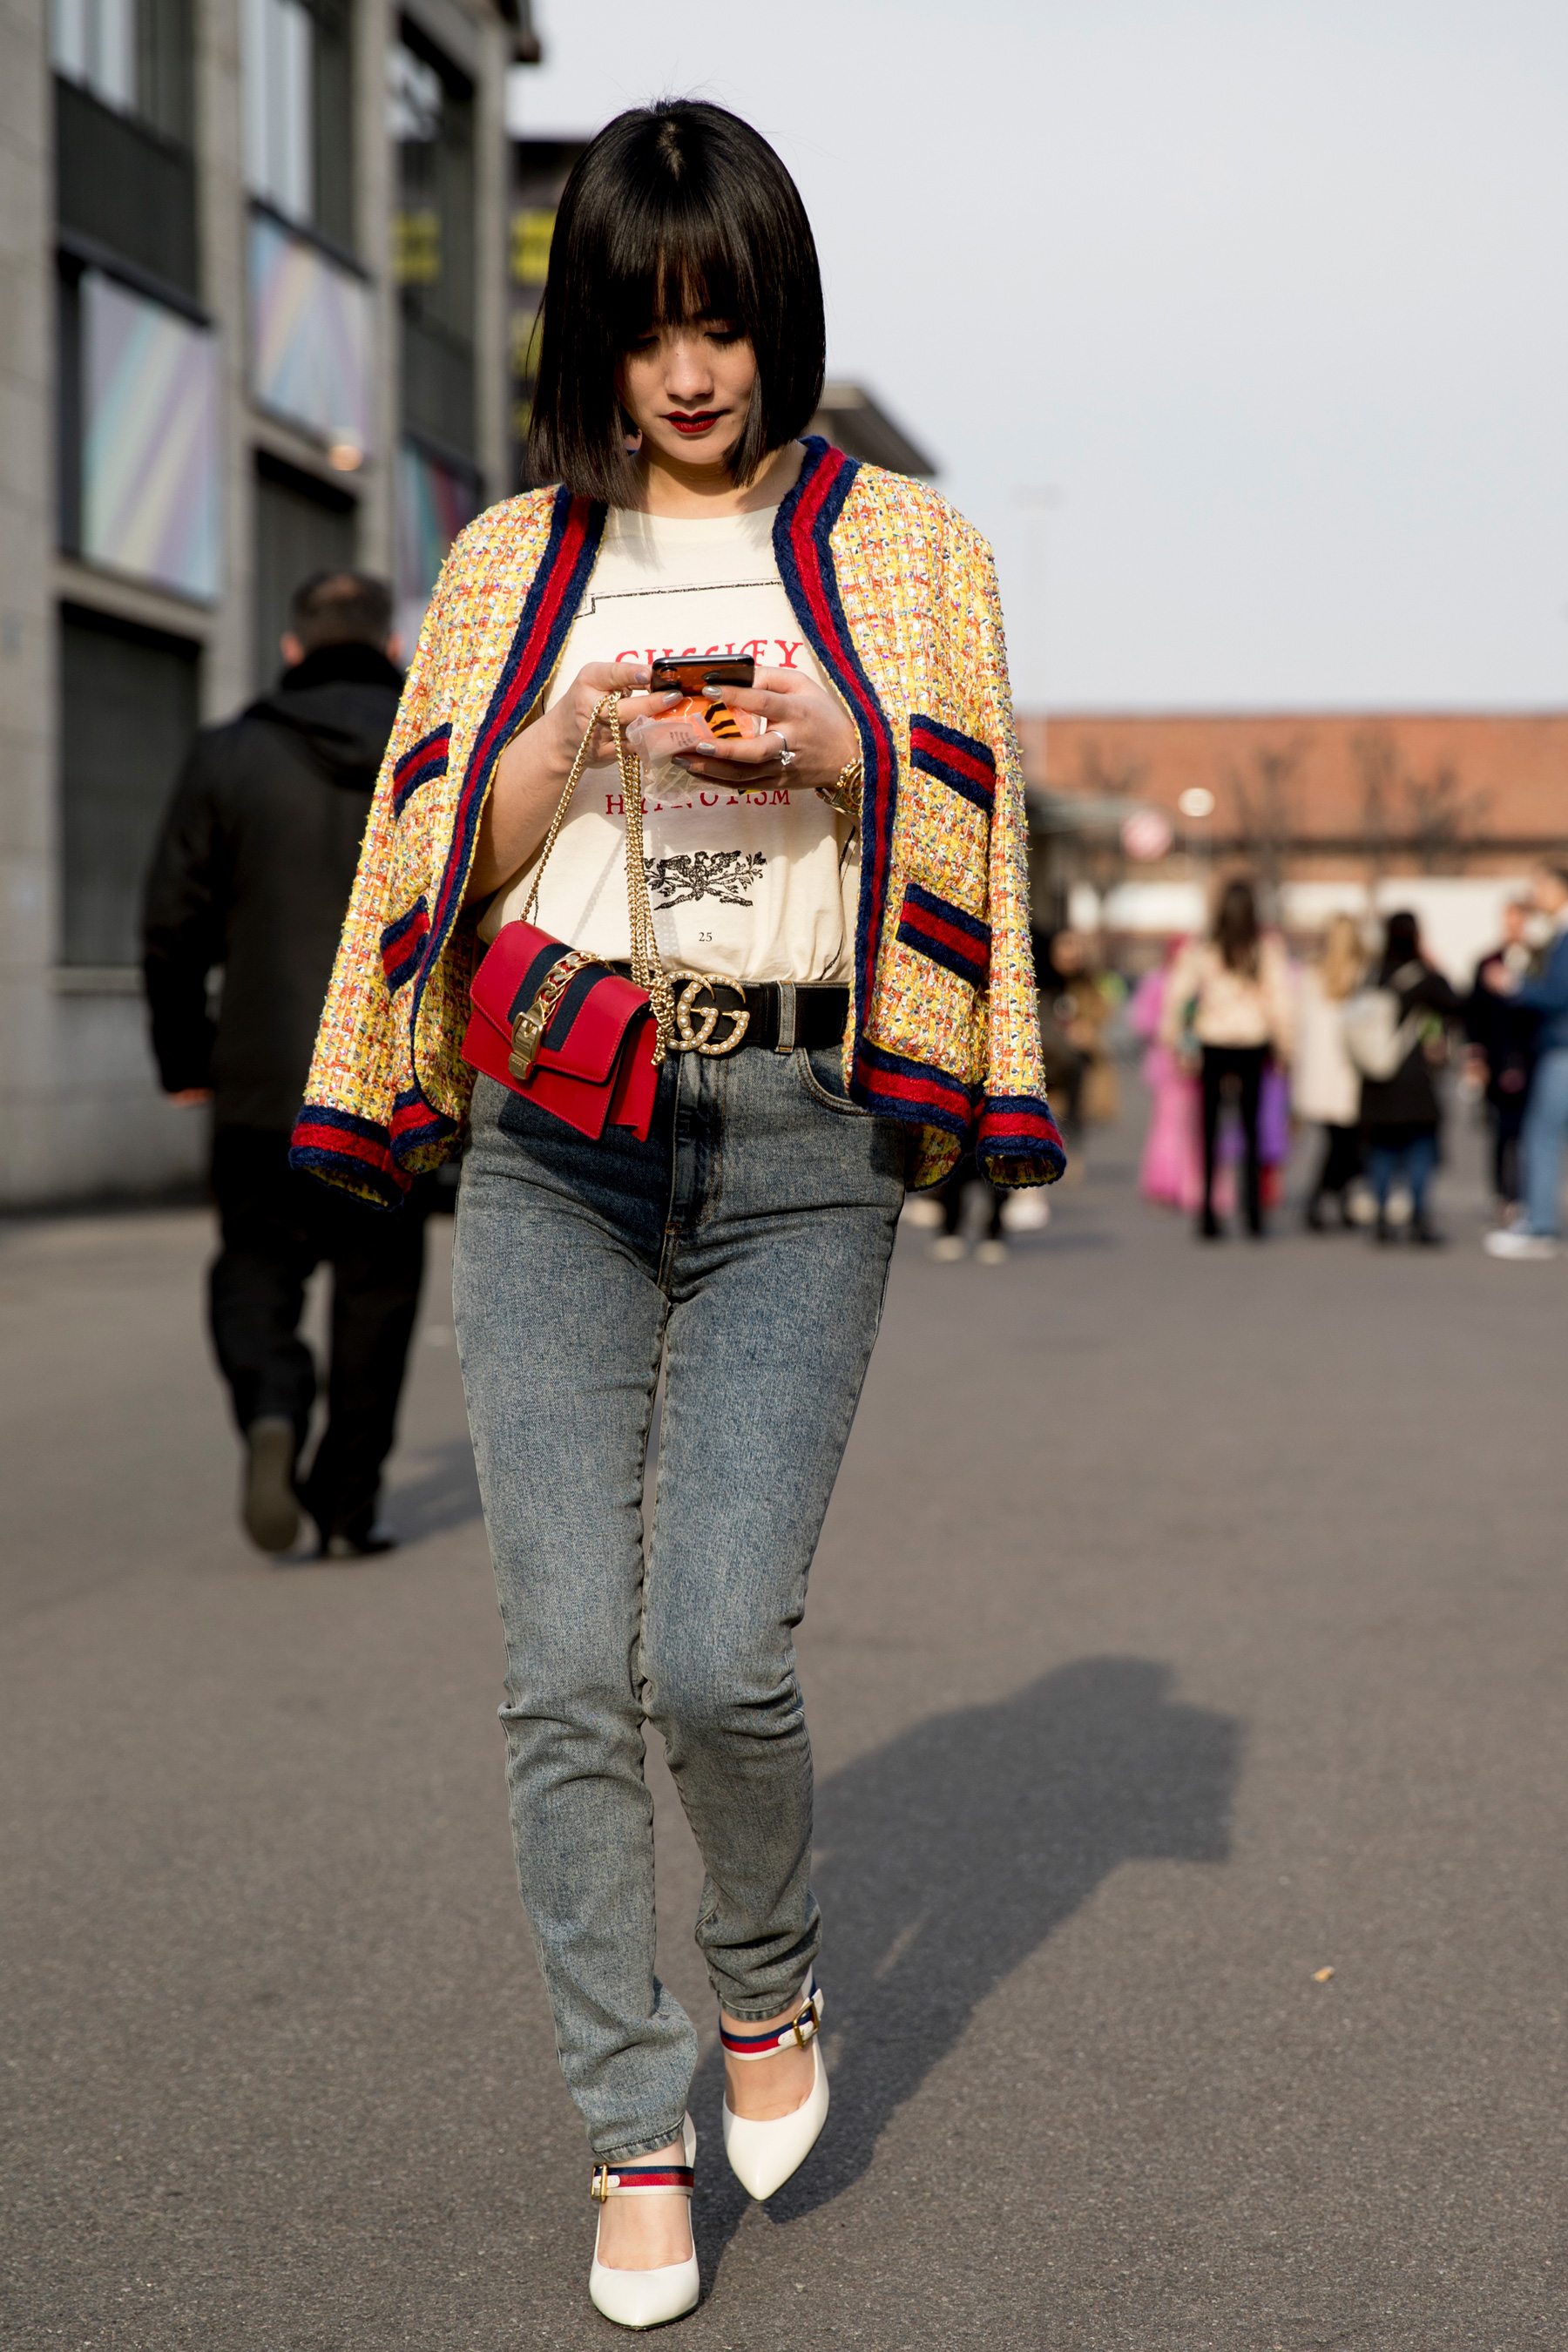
[{"left": 815, "top": 756, "right": 863, "bottom": 819}]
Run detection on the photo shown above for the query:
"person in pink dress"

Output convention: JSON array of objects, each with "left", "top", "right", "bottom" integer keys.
[{"left": 1128, "top": 939, "right": 1204, "bottom": 1211}]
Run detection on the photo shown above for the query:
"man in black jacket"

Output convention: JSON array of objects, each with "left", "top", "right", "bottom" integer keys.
[{"left": 143, "top": 571, "right": 426, "bottom": 1558}]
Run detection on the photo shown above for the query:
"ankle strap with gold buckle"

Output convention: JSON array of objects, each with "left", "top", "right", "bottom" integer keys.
[
  {"left": 590, "top": 2159, "right": 695, "bottom": 2202},
  {"left": 719, "top": 1984, "right": 824, "bottom": 2059}
]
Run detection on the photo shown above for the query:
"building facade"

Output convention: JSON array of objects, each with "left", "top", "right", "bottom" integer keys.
[
  {"left": 1021, "top": 709, "right": 1568, "bottom": 978},
  {"left": 1, "top": 0, "right": 531, "bottom": 1206}
]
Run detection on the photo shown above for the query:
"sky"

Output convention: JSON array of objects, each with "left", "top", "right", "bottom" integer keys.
[{"left": 507, "top": 2, "right": 1568, "bottom": 715}]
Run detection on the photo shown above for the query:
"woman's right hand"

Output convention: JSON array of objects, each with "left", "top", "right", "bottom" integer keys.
[
  {"left": 467, "top": 663, "right": 678, "bottom": 902},
  {"left": 540, "top": 662, "right": 679, "bottom": 777}
]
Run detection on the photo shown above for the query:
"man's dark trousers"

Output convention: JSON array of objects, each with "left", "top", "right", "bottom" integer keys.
[{"left": 210, "top": 1127, "right": 428, "bottom": 1544}]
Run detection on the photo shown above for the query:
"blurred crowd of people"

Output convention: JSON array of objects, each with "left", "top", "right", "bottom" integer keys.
[{"left": 1121, "top": 867, "right": 1568, "bottom": 1254}]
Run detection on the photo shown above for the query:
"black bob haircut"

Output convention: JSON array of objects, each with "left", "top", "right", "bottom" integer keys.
[{"left": 527, "top": 101, "right": 825, "bottom": 504}]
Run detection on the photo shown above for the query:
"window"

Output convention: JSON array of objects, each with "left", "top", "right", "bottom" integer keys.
[
  {"left": 509, "top": 138, "right": 585, "bottom": 489},
  {"left": 253, "top": 454, "right": 357, "bottom": 692},
  {"left": 392, "top": 24, "right": 475, "bottom": 460},
  {"left": 244, "top": 0, "right": 354, "bottom": 252},
  {"left": 59, "top": 605, "right": 199, "bottom": 967},
  {"left": 51, "top": 0, "right": 193, "bottom": 141},
  {"left": 395, "top": 439, "right": 478, "bottom": 652},
  {"left": 53, "top": 0, "right": 198, "bottom": 294},
  {"left": 248, "top": 210, "right": 372, "bottom": 460},
  {"left": 58, "top": 267, "right": 220, "bottom": 601}
]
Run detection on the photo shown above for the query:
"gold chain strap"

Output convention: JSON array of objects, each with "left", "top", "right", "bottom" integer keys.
[{"left": 521, "top": 692, "right": 675, "bottom": 1064}]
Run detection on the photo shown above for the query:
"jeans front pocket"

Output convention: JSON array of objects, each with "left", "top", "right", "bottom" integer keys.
[{"left": 794, "top": 1044, "right": 871, "bottom": 1117}]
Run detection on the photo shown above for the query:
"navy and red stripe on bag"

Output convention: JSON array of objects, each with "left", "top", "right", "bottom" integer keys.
[{"left": 462, "top": 922, "right": 660, "bottom": 1141}]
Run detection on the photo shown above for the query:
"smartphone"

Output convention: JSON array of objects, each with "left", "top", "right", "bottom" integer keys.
[{"left": 649, "top": 655, "right": 756, "bottom": 697}]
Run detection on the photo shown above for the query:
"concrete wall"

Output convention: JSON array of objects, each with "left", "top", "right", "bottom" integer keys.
[
  {"left": 0, "top": 0, "right": 194, "bottom": 1206},
  {"left": 2, "top": 0, "right": 513, "bottom": 1210}
]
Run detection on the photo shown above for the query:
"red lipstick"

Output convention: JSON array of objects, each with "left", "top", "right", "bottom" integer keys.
[{"left": 665, "top": 411, "right": 720, "bottom": 437}]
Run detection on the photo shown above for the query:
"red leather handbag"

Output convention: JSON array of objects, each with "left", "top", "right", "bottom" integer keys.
[
  {"left": 461, "top": 691, "right": 677, "bottom": 1140},
  {"left": 462, "top": 924, "right": 660, "bottom": 1140}
]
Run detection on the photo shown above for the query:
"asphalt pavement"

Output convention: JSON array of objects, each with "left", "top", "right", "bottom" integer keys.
[{"left": 3, "top": 1092, "right": 1565, "bottom": 2350}]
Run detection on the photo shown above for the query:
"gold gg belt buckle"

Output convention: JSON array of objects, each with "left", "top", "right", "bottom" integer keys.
[{"left": 671, "top": 973, "right": 749, "bottom": 1057}]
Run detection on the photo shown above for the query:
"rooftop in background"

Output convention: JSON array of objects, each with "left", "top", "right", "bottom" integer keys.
[
  {"left": 1017, "top": 710, "right": 1568, "bottom": 874},
  {"left": 809, "top": 385, "right": 936, "bottom": 478}
]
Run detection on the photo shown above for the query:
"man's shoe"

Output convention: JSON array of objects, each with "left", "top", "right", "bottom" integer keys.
[
  {"left": 321, "top": 1525, "right": 398, "bottom": 1559},
  {"left": 1483, "top": 1227, "right": 1560, "bottom": 1260},
  {"left": 243, "top": 1418, "right": 301, "bottom": 1553},
  {"left": 974, "top": 1238, "right": 1009, "bottom": 1265},
  {"left": 927, "top": 1234, "right": 968, "bottom": 1262}
]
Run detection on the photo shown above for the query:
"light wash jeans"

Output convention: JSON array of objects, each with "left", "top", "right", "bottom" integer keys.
[
  {"left": 1522, "top": 1045, "right": 1568, "bottom": 1236},
  {"left": 452, "top": 1045, "right": 904, "bottom": 2163}
]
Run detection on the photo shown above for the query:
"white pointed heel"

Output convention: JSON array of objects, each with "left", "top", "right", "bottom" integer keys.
[
  {"left": 720, "top": 1984, "right": 829, "bottom": 2201},
  {"left": 587, "top": 2113, "right": 700, "bottom": 2329}
]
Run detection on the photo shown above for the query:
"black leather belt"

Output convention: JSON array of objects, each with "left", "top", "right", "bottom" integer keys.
[{"left": 609, "top": 968, "right": 848, "bottom": 1055}]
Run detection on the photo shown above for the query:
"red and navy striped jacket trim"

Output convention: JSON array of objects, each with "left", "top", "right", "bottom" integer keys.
[
  {"left": 380, "top": 897, "right": 429, "bottom": 991},
  {"left": 909, "top": 715, "right": 996, "bottom": 814},
  {"left": 392, "top": 724, "right": 453, "bottom": 818},
  {"left": 395, "top": 490, "right": 605, "bottom": 1165},
  {"left": 852, "top": 1038, "right": 974, "bottom": 1140},
  {"left": 896, "top": 881, "right": 991, "bottom": 989},
  {"left": 390, "top": 1084, "right": 456, "bottom": 1158},
  {"left": 774, "top": 439, "right": 899, "bottom": 1096},
  {"left": 391, "top": 724, "right": 451, "bottom": 816},
  {"left": 289, "top": 1105, "right": 411, "bottom": 1203},
  {"left": 977, "top": 1094, "right": 1066, "bottom": 1183}
]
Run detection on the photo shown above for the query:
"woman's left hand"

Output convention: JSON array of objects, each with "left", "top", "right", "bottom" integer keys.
[{"left": 664, "top": 666, "right": 857, "bottom": 794}]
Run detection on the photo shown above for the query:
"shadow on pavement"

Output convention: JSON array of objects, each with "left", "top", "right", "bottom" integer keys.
[
  {"left": 690, "top": 1657, "right": 1239, "bottom": 2268},
  {"left": 382, "top": 1433, "right": 484, "bottom": 1542}
]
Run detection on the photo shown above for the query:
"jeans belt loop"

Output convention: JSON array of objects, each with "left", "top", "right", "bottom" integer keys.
[{"left": 774, "top": 982, "right": 797, "bottom": 1055}]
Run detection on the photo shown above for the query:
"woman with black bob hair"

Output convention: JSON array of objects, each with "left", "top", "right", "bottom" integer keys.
[
  {"left": 528, "top": 101, "right": 824, "bottom": 502},
  {"left": 293, "top": 99, "right": 1061, "bottom": 2328}
]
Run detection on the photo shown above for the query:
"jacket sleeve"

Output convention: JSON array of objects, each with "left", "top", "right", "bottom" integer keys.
[
  {"left": 290, "top": 568, "right": 457, "bottom": 1202},
  {"left": 140, "top": 738, "right": 226, "bottom": 1093},
  {"left": 970, "top": 542, "right": 1066, "bottom": 1186},
  {"left": 1514, "top": 935, "right": 1568, "bottom": 1015}
]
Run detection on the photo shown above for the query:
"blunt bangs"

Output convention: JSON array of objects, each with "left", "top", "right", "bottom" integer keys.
[{"left": 528, "top": 101, "right": 826, "bottom": 504}]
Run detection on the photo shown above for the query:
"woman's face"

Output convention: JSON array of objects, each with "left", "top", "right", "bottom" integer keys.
[{"left": 618, "top": 318, "right": 757, "bottom": 473}]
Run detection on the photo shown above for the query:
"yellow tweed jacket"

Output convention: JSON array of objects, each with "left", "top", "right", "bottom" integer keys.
[{"left": 291, "top": 439, "right": 1064, "bottom": 1202}]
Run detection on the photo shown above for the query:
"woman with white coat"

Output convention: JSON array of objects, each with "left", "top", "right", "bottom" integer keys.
[{"left": 1293, "top": 912, "right": 1365, "bottom": 1230}]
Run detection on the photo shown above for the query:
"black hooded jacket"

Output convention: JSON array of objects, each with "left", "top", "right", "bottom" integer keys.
[{"left": 142, "top": 643, "right": 402, "bottom": 1131}]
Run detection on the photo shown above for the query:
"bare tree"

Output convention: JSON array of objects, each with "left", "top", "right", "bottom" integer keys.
[
  {"left": 1075, "top": 740, "right": 1150, "bottom": 801},
  {"left": 1351, "top": 728, "right": 1398, "bottom": 893},
  {"left": 1227, "top": 743, "right": 1302, "bottom": 915},
  {"left": 1352, "top": 728, "right": 1490, "bottom": 876},
  {"left": 1403, "top": 762, "right": 1491, "bottom": 874}
]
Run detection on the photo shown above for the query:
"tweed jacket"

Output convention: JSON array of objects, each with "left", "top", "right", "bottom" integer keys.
[{"left": 291, "top": 438, "right": 1064, "bottom": 1202}]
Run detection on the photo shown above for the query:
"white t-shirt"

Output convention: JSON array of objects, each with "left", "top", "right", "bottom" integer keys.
[{"left": 479, "top": 504, "right": 856, "bottom": 983}]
